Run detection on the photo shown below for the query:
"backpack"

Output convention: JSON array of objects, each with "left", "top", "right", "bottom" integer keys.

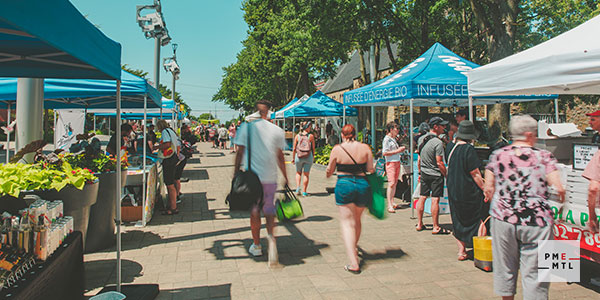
[
  {"left": 297, "top": 134, "right": 311, "bottom": 158},
  {"left": 226, "top": 122, "right": 263, "bottom": 211},
  {"left": 181, "top": 140, "right": 194, "bottom": 158},
  {"left": 418, "top": 134, "right": 439, "bottom": 154}
]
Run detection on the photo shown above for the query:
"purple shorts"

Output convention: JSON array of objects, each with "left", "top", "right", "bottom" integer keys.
[{"left": 254, "top": 183, "right": 278, "bottom": 215}]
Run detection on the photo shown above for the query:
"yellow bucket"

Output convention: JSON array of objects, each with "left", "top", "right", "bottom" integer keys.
[{"left": 473, "top": 236, "right": 493, "bottom": 272}]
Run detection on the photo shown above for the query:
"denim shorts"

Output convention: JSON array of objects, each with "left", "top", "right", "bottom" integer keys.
[
  {"left": 295, "top": 153, "right": 313, "bottom": 173},
  {"left": 335, "top": 175, "right": 372, "bottom": 207}
]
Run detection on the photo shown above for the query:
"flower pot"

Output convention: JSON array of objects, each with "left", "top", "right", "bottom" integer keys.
[
  {"left": 26, "top": 180, "right": 99, "bottom": 250},
  {"left": 85, "top": 172, "right": 127, "bottom": 253}
]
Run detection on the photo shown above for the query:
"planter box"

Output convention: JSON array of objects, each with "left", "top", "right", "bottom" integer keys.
[
  {"left": 26, "top": 180, "right": 99, "bottom": 250},
  {"left": 85, "top": 172, "right": 127, "bottom": 253}
]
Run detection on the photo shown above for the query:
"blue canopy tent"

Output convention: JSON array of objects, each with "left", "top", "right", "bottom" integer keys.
[
  {"left": 0, "top": 0, "right": 141, "bottom": 294},
  {"left": 343, "top": 43, "right": 556, "bottom": 218},
  {"left": 283, "top": 91, "right": 357, "bottom": 118}
]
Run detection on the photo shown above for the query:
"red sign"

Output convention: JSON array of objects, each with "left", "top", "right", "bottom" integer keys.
[{"left": 553, "top": 222, "right": 600, "bottom": 260}]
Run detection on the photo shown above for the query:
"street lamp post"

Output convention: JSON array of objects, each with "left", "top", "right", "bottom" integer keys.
[
  {"left": 136, "top": 0, "right": 171, "bottom": 88},
  {"left": 163, "top": 43, "right": 180, "bottom": 131}
]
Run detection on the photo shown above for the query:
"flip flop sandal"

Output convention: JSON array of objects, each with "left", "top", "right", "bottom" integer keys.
[
  {"left": 344, "top": 265, "right": 361, "bottom": 275},
  {"left": 387, "top": 208, "right": 396, "bottom": 213},
  {"left": 162, "top": 209, "right": 175, "bottom": 215},
  {"left": 415, "top": 225, "right": 425, "bottom": 231},
  {"left": 432, "top": 228, "right": 451, "bottom": 235},
  {"left": 458, "top": 254, "right": 469, "bottom": 261}
]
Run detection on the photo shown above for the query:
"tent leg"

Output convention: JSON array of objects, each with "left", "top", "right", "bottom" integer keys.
[
  {"left": 468, "top": 96, "right": 474, "bottom": 121},
  {"left": 142, "top": 95, "right": 148, "bottom": 227},
  {"left": 410, "top": 99, "right": 415, "bottom": 219},
  {"left": 6, "top": 106, "right": 10, "bottom": 163},
  {"left": 554, "top": 99, "right": 560, "bottom": 123},
  {"left": 16, "top": 78, "right": 44, "bottom": 163},
  {"left": 115, "top": 80, "right": 122, "bottom": 293},
  {"left": 371, "top": 107, "right": 376, "bottom": 149},
  {"left": 343, "top": 106, "right": 346, "bottom": 127},
  {"left": 93, "top": 115, "right": 96, "bottom": 132}
]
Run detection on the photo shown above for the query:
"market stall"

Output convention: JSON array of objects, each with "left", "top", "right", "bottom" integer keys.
[
  {"left": 0, "top": 0, "right": 128, "bottom": 296},
  {"left": 468, "top": 15, "right": 600, "bottom": 263},
  {"left": 344, "top": 42, "right": 555, "bottom": 217}
]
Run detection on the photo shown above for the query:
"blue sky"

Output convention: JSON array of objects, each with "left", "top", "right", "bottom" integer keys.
[{"left": 71, "top": 0, "right": 247, "bottom": 121}]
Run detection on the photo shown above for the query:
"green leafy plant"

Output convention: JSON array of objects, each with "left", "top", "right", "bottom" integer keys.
[
  {"left": 62, "top": 152, "right": 126, "bottom": 174},
  {"left": 314, "top": 145, "right": 333, "bottom": 165},
  {"left": 0, "top": 162, "right": 96, "bottom": 198}
]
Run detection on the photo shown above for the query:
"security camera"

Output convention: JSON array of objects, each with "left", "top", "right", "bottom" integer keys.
[
  {"left": 163, "top": 59, "right": 180, "bottom": 75},
  {"left": 136, "top": 4, "right": 169, "bottom": 41}
]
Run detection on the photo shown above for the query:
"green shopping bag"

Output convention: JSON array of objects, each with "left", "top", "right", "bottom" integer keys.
[
  {"left": 275, "top": 185, "right": 304, "bottom": 221},
  {"left": 366, "top": 173, "right": 386, "bottom": 220}
]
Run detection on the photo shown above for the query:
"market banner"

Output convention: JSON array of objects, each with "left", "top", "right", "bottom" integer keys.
[{"left": 54, "top": 109, "right": 85, "bottom": 151}]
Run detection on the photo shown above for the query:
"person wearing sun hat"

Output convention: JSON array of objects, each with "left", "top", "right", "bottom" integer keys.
[
  {"left": 445, "top": 120, "right": 486, "bottom": 261},
  {"left": 583, "top": 109, "right": 600, "bottom": 233}
]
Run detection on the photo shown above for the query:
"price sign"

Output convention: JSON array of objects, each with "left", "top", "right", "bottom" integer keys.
[{"left": 573, "top": 144, "right": 599, "bottom": 170}]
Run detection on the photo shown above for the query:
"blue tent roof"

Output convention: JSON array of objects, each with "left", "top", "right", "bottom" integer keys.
[
  {"left": 344, "top": 43, "right": 556, "bottom": 107},
  {"left": 0, "top": 70, "right": 162, "bottom": 109},
  {"left": 0, "top": 0, "right": 121, "bottom": 80},
  {"left": 94, "top": 112, "right": 186, "bottom": 121},
  {"left": 282, "top": 91, "right": 357, "bottom": 118}
]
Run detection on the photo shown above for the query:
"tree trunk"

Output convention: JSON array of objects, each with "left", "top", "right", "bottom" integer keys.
[
  {"left": 469, "top": 0, "right": 521, "bottom": 141},
  {"left": 359, "top": 49, "right": 368, "bottom": 85},
  {"left": 383, "top": 34, "right": 397, "bottom": 71},
  {"left": 374, "top": 41, "right": 381, "bottom": 80}
]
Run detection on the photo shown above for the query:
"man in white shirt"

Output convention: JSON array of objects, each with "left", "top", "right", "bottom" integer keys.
[{"left": 234, "top": 99, "right": 288, "bottom": 266}]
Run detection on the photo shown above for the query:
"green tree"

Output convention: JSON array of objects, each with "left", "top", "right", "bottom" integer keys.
[{"left": 197, "top": 113, "right": 214, "bottom": 120}]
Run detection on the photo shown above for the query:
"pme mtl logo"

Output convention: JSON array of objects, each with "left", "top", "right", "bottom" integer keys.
[{"left": 538, "top": 240, "right": 580, "bottom": 282}]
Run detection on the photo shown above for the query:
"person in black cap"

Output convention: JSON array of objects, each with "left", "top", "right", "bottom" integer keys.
[
  {"left": 455, "top": 109, "right": 468, "bottom": 124},
  {"left": 445, "top": 120, "right": 486, "bottom": 260},
  {"left": 146, "top": 123, "right": 157, "bottom": 153},
  {"left": 416, "top": 116, "right": 449, "bottom": 234}
]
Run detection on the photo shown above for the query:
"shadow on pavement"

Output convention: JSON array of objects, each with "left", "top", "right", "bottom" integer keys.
[
  {"left": 84, "top": 259, "right": 143, "bottom": 292},
  {"left": 358, "top": 247, "right": 407, "bottom": 270},
  {"left": 206, "top": 216, "right": 332, "bottom": 266},
  {"left": 197, "top": 164, "right": 235, "bottom": 169},
  {"left": 159, "top": 283, "right": 231, "bottom": 299},
  {"left": 201, "top": 152, "right": 226, "bottom": 157}
]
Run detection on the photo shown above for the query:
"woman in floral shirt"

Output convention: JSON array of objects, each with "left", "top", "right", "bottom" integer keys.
[{"left": 484, "top": 115, "right": 565, "bottom": 300}]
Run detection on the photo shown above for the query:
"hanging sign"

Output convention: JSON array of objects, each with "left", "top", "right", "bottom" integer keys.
[{"left": 54, "top": 109, "right": 85, "bottom": 151}]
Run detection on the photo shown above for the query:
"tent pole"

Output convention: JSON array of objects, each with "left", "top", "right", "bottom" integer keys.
[
  {"left": 6, "top": 105, "right": 10, "bottom": 163},
  {"left": 468, "top": 96, "right": 474, "bottom": 121},
  {"left": 115, "top": 80, "right": 122, "bottom": 293},
  {"left": 343, "top": 105, "right": 346, "bottom": 127},
  {"left": 93, "top": 115, "right": 96, "bottom": 132},
  {"left": 554, "top": 99, "right": 560, "bottom": 123},
  {"left": 108, "top": 117, "right": 111, "bottom": 136},
  {"left": 53, "top": 110, "right": 57, "bottom": 151},
  {"left": 142, "top": 95, "right": 147, "bottom": 226},
  {"left": 410, "top": 99, "right": 415, "bottom": 219}
]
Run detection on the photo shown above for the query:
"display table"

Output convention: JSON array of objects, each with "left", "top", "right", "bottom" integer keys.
[
  {"left": 122, "top": 163, "right": 163, "bottom": 226},
  {"left": 0, "top": 231, "right": 84, "bottom": 300}
]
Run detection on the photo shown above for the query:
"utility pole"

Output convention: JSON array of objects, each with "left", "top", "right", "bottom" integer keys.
[{"left": 369, "top": 45, "right": 376, "bottom": 149}]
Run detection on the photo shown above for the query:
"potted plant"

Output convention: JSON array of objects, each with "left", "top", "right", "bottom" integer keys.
[{"left": 62, "top": 136, "right": 128, "bottom": 253}]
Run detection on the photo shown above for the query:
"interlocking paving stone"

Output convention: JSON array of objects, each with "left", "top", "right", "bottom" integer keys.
[{"left": 84, "top": 141, "right": 600, "bottom": 299}]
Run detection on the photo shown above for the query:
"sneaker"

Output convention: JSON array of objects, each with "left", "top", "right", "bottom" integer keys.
[
  {"left": 176, "top": 194, "right": 182, "bottom": 204},
  {"left": 302, "top": 192, "right": 308, "bottom": 197},
  {"left": 295, "top": 188, "right": 301, "bottom": 195},
  {"left": 267, "top": 234, "right": 278, "bottom": 266},
  {"left": 249, "top": 244, "right": 262, "bottom": 256}
]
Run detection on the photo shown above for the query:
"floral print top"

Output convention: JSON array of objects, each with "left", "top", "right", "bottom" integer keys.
[{"left": 486, "top": 146, "right": 558, "bottom": 226}]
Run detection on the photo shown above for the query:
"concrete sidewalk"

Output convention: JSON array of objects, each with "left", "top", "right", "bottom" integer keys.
[{"left": 84, "top": 141, "right": 599, "bottom": 299}]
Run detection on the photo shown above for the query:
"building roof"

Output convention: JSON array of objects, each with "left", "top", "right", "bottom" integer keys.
[{"left": 321, "top": 43, "right": 398, "bottom": 94}]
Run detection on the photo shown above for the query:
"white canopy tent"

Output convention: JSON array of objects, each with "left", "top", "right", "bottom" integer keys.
[{"left": 468, "top": 15, "right": 600, "bottom": 96}]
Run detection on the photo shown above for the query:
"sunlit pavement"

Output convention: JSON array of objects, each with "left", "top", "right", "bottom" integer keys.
[{"left": 84, "top": 141, "right": 599, "bottom": 299}]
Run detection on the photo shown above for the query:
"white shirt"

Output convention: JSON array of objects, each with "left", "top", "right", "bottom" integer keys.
[
  {"left": 382, "top": 135, "right": 401, "bottom": 162},
  {"left": 234, "top": 119, "right": 286, "bottom": 183}
]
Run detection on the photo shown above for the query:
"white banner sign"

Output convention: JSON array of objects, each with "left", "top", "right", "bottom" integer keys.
[{"left": 55, "top": 109, "right": 85, "bottom": 151}]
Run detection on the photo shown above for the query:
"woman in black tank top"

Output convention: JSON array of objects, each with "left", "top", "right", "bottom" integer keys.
[{"left": 325, "top": 124, "right": 374, "bottom": 274}]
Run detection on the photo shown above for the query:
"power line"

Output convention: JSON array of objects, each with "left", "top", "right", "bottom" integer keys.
[{"left": 178, "top": 82, "right": 219, "bottom": 89}]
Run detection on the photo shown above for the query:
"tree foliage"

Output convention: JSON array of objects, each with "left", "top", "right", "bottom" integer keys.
[{"left": 214, "top": 0, "right": 600, "bottom": 118}]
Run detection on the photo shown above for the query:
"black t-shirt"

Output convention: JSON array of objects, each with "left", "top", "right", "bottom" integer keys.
[
  {"left": 592, "top": 132, "right": 600, "bottom": 144},
  {"left": 106, "top": 134, "right": 125, "bottom": 155}
]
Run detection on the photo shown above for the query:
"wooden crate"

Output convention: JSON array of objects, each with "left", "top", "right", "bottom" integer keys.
[{"left": 121, "top": 206, "right": 142, "bottom": 222}]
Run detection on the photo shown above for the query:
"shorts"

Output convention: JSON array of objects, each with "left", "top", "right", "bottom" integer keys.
[
  {"left": 219, "top": 138, "right": 227, "bottom": 144},
  {"left": 254, "top": 183, "right": 277, "bottom": 215},
  {"left": 162, "top": 155, "right": 178, "bottom": 186},
  {"left": 420, "top": 173, "right": 444, "bottom": 197},
  {"left": 335, "top": 175, "right": 372, "bottom": 207},
  {"left": 385, "top": 161, "right": 401, "bottom": 182},
  {"left": 295, "top": 153, "right": 313, "bottom": 173},
  {"left": 174, "top": 158, "right": 187, "bottom": 180}
]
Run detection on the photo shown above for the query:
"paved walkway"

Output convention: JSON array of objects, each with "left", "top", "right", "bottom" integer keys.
[{"left": 84, "top": 142, "right": 599, "bottom": 299}]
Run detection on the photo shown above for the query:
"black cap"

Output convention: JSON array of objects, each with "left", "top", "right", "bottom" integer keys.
[{"left": 428, "top": 117, "right": 449, "bottom": 127}]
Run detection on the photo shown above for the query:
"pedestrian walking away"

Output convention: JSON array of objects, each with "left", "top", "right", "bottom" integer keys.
[
  {"left": 233, "top": 99, "right": 289, "bottom": 267},
  {"left": 218, "top": 124, "right": 228, "bottom": 150},
  {"left": 292, "top": 122, "right": 315, "bottom": 196},
  {"left": 484, "top": 115, "right": 566, "bottom": 300},
  {"left": 326, "top": 124, "right": 375, "bottom": 275},
  {"left": 445, "top": 120, "right": 486, "bottom": 261},
  {"left": 416, "top": 117, "right": 449, "bottom": 234},
  {"left": 382, "top": 121, "right": 406, "bottom": 213}
]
